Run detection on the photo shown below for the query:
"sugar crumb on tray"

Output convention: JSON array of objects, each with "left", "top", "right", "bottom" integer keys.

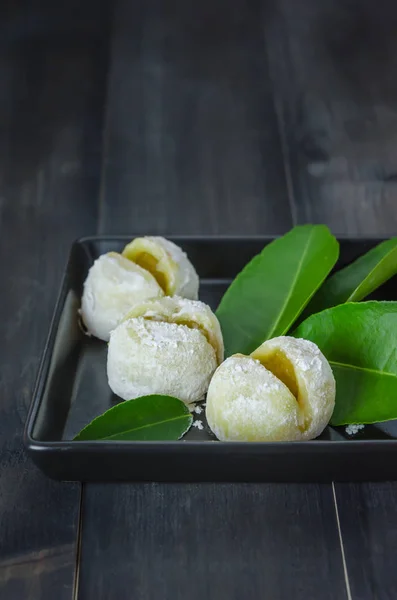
[{"left": 345, "top": 424, "right": 365, "bottom": 436}]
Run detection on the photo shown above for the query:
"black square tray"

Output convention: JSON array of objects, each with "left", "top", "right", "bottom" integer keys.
[{"left": 24, "top": 236, "right": 397, "bottom": 482}]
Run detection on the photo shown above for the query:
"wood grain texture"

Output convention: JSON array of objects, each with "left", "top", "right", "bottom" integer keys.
[
  {"left": 98, "top": 0, "right": 293, "bottom": 235},
  {"left": 79, "top": 483, "right": 346, "bottom": 600},
  {"left": 0, "top": 2, "right": 110, "bottom": 598},
  {"left": 265, "top": 0, "right": 397, "bottom": 235},
  {"left": 78, "top": 1, "right": 347, "bottom": 598}
]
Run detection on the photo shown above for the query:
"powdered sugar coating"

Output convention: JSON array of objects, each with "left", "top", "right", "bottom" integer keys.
[
  {"left": 107, "top": 317, "right": 217, "bottom": 404},
  {"left": 206, "top": 355, "right": 301, "bottom": 442},
  {"left": 252, "top": 336, "right": 335, "bottom": 440},
  {"left": 122, "top": 296, "right": 224, "bottom": 364},
  {"left": 81, "top": 252, "right": 164, "bottom": 341}
]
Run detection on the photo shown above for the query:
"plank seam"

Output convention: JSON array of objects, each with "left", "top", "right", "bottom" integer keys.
[
  {"left": 72, "top": 484, "right": 85, "bottom": 600},
  {"left": 332, "top": 482, "right": 353, "bottom": 600},
  {"left": 96, "top": 14, "right": 115, "bottom": 236},
  {"left": 262, "top": 14, "right": 297, "bottom": 226},
  {"left": 271, "top": 93, "right": 298, "bottom": 226}
]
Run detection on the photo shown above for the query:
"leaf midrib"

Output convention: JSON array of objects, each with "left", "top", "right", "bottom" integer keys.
[
  {"left": 348, "top": 245, "right": 397, "bottom": 302},
  {"left": 99, "top": 413, "right": 191, "bottom": 440},
  {"left": 266, "top": 229, "right": 314, "bottom": 339},
  {"left": 331, "top": 360, "right": 397, "bottom": 379}
]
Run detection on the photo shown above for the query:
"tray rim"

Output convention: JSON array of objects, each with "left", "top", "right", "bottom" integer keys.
[{"left": 23, "top": 234, "right": 397, "bottom": 454}]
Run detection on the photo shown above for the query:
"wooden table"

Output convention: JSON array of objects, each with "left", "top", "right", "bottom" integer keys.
[{"left": 1, "top": 1, "right": 397, "bottom": 598}]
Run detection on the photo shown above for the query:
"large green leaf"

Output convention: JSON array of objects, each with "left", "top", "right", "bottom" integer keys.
[
  {"left": 74, "top": 395, "right": 193, "bottom": 441},
  {"left": 293, "top": 301, "right": 397, "bottom": 425},
  {"left": 216, "top": 225, "right": 339, "bottom": 357},
  {"left": 303, "top": 237, "right": 397, "bottom": 316}
]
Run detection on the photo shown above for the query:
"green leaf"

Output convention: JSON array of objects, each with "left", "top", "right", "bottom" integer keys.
[
  {"left": 303, "top": 237, "right": 397, "bottom": 316},
  {"left": 293, "top": 301, "right": 397, "bottom": 425},
  {"left": 74, "top": 395, "right": 193, "bottom": 441},
  {"left": 216, "top": 225, "right": 339, "bottom": 357}
]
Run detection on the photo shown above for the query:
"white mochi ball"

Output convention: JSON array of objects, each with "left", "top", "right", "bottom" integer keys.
[
  {"left": 80, "top": 252, "right": 164, "bottom": 341},
  {"left": 107, "top": 317, "right": 217, "bottom": 404},
  {"left": 206, "top": 336, "right": 335, "bottom": 442}
]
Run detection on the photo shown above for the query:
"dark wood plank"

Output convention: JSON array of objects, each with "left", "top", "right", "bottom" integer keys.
[
  {"left": 334, "top": 483, "right": 397, "bottom": 600},
  {"left": 98, "top": 0, "right": 292, "bottom": 235},
  {"left": 0, "top": 2, "right": 110, "bottom": 598},
  {"left": 79, "top": 483, "right": 346, "bottom": 600},
  {"left": 265, "top": 0, "right": 397, "bottom": 235},
  {"left": 265, "top": 2, "right": 397, "bottom": 597},
  {"left": 78, "top": 1, "right": 347, "bottom": 598}
]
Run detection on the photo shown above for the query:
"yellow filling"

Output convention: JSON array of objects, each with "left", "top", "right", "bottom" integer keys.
[
  {"left": 132, "top": 252, "right": 169, "bottom": 294},
  {"left": 252, "top": 346, "right": 308, "bottom": 430},
  {"left": 256, "top": 350, "right": 299, "bottom": 400},
  {"left": 122, "top": 239, "right": 177, "bottom": 295}
]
